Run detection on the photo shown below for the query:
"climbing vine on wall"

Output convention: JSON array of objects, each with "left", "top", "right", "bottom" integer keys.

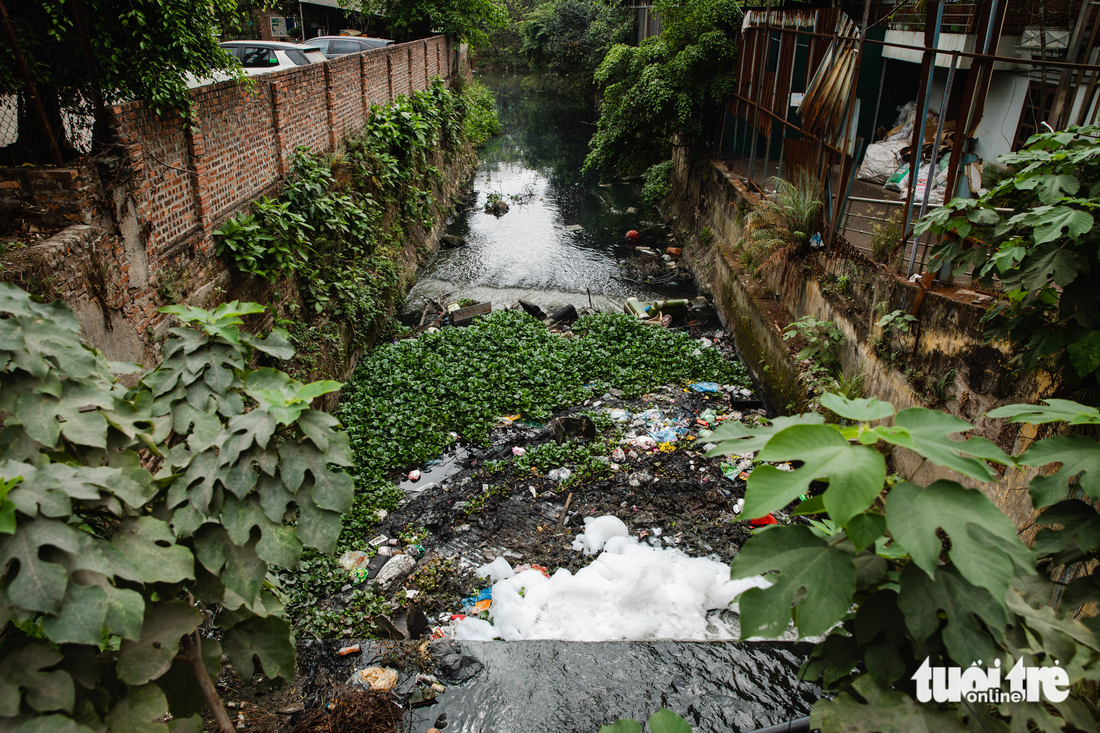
[{"left": 214, "top": 78, "right": 499, "bottom": 349}]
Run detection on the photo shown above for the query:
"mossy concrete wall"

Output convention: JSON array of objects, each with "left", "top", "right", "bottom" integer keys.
[{"left": 666, "top": 151, "right": 1059, "bottom": 540}]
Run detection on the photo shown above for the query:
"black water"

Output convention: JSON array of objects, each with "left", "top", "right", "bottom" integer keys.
[
  {"left": 298, "top": 639, "right": 819, "bottom": 733},
  {"left": 405, "top": 73, "right": 682, "bottom": 314}
]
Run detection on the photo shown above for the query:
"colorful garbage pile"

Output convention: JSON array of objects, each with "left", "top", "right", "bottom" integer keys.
[{"left": 335, "top": 638, "right": 484, "bottom": 719}]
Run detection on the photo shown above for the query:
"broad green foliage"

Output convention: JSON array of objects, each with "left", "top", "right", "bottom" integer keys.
[
  {"left": 520, "top": 0, "right": 634, "bottom": 86},
  {"left": 215, "top": 80, "right": 497, "bottom": 344},
  {"left": 599, "top": 708, "right": 694, "bottom": 733},
  {"left": 460, "top": 78, "right": 502, "bottom": 147},
  {"left": 339, "top": 0, "right": 507, "bottom": 46},
  {"left": 583, "top": 0, "right": 741, "bottom": 178},
  {"left": 641, "top": 160, "right": 674, "bottom": 206},
  {"left": 918, "top": 125, "right": 1100, "bottom": 390},
  {"left": 280, "top": 310, "right": 750, "bottom": 635},
  {"left": 1, "top": 0, "right": 244, "bottom": 156},
  {"left": 783, "top": 316, "right": 844, "bottom": 369},
  {"left": 709, "top": 394, "right": 1100, "bottom": 732},
  {"left": 0, "top": 286, "right": 351, "bottom": 730}
]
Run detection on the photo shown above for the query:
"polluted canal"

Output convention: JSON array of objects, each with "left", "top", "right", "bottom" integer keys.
[{"left": 263, "top": 75, "right": 820, "bottom": 733}]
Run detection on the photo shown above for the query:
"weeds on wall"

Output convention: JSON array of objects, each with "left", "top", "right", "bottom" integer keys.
[
  {"left": 280, "top": 310, "right": 751, "bottom": 637},
  {"left": 870, "top": 208, "right": 904, "bottom": 266},
  {"left": 739, "top": 173, "right": 823, "bottom": 272},
  {"left": 783, "top": 315, "right": 852, "bottom": 413},
  {"left": 214, "top": 78, "right": 499, "bottom": 362}
]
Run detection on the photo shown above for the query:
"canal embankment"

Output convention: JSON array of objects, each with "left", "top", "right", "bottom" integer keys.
[{"left": 665, "top": 149, "right": 1061, "bottom": 538}]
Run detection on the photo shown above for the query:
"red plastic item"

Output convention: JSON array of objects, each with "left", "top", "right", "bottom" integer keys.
[
  {"left": 749, "top": 514, "right": 779, "bottom": 527},
  {"left": 626, "top": 230, "right": 641, "bottom": 241}
]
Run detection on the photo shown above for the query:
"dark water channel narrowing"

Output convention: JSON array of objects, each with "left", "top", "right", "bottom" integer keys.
[
  {"left": 403, "top": 73, "right": 681, "bottom": 315},
  {"left": 387, "top": 74, "right": 817, "bottom": 733}
]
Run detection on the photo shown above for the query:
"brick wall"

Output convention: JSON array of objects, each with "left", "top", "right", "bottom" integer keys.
[
  {"left": 1, "top": 36, "right": 455, "bottom": 363},
  {"left": 111, "top": 36, "right": 449, "bottom": 269},
  {"left": 0, "top": 165, "right": 102, "bottom": 229}
]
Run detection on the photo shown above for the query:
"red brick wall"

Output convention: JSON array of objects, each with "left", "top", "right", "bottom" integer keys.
[
  {"left": 0, "top": 165, "right": 101, "bottom": 229},
  {"left": 389, "top": 45, "right": 412, "bottom": 99},
  {"left": 362, "top": 52, "right": 391, "bottom": 105},
  {"left": 105, "top": 36, "right": 451, "bottom": 275}
]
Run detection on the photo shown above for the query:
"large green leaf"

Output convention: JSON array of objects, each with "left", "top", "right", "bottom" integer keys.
[
  {"left": 0, "top": 642, "right": 73, "bottom": 716},
  {"left": 704, "top": 413, "right": 826, "bottom": 456},
  {"left": 729, "top": 525, "right": 857, "bottom": 638},
  {"left": 810, "top": 675, "right": 965, "bottom": 733},
  {"left": 194, "top": 525, "right": 268, "bottom": 609},
  {"left": 889, "top": 408, "right": 1010, "bottom": 481},
  {"left": 278, "top": 442, "right": 354, "bottom": 512},
  {"left": 1067, "top": 329, "right": 1100, "bottom": 379},
  {"left": 39, "top": 583, "right": 107, "bottom": 646},
  {"left": 1033, "top": 499, "right": 1100, "bottom": 566},
  {"left": 987, "top": 399, "right": 1100, "bottom": 426},
  {"left": 0, "top": 518, "right": 79, "bottom": 614},
  {"left": 222, "top": 615, "right": 295, "bottom": 681},
  {"left": 104, "top": 683, "right": 170, "bottom": 733},
  {"left": 897, "top": 564, "right": 1006, "bottom": 666},
  {"left": 1015, "top": 172, "right": 1081, "bottom": 205},
  {"left": 1019, "top": 205, "right": 1094, "bottom": 245},
  {"left": 13, "top": 716, "right": 98, "bottom": 733},
  {"left": 845, "top": 512, "right": 886, "bottom": 553},
  {"left": 747, "top": 424, "right": 885, "bottom": 526},
  {"left": 647, "top": 709, "right": 692, "bottom": 733},
  {"left": 819, "top": 393, "right": 895, "bottom": 422},
  {"left": 112, "top": 517, "right": 194, "bottom": 584},
  {"left": 887, "top": 481, "right": 1034, "bottom": 600},
  {"left": 1006, "top": 587, "right": 1098, "bottom": 666},
  {"left": 1019, "top": 435, "right": 1100, "bottom": 506},
  {"left": 117, "top": 601, "right": 202, "bottom": 686}
]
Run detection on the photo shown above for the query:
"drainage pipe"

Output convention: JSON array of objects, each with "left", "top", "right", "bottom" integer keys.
[{"left": 750, "top": 717, "right": 811, "bottom": 733}]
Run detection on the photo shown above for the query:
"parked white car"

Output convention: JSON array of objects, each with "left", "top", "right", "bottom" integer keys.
[{"left": 186, "top": 41, "right": 326, "bottom": 87}]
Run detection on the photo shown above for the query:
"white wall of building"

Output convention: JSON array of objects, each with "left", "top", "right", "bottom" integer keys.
[{"left": 969, "top": 71, "right": 1031, "bottom": 165}]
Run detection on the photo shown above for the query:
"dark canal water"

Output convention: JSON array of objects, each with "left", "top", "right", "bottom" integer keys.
[{"left": 404, "top": 73, "right": 678, "bottom": 315}]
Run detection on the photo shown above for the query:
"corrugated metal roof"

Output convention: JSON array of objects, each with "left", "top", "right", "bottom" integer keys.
[
  {"left": 741, "top": 8, "right": 819, "bottom": 31},
  {"left": 797, "top": 12, "right": 860, "bottom": 145}
]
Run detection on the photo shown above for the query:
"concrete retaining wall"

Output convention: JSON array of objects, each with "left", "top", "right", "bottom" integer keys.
[{"left": 667, "top": 151, "right": 1059, "bottom": 539}]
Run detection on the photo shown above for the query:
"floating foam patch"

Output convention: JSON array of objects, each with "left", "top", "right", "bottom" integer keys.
[{"left": 453, "top": 517, "right": 770, "bottom": 641}]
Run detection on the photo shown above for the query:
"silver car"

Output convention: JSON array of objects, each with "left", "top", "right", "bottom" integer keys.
[
  {"left": 306, "top": 36, "right": 394, "bottom": 58},
  {"left": 187, "top": 40, "right": 326, "bottom": 87}
]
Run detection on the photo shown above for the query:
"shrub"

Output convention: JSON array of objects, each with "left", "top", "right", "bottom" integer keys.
[{"left": 0, "top": 287, "right": 350, "bottom": 730}]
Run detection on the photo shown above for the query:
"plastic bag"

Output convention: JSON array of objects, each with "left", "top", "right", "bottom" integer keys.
[
  {"left": 431, "top": 639, "right": 484, "bottom": 683},
  {"left": 349, "top": 666, "right": 398, "bottom": 692},
  {"left": 857, "top": 140, "right": 908, "bottom": 184},
  {"left": 690, "top": 382, "right": 721, "bottom": 393},
  {"left": 339, "top": 550, "right": 370, "bottom": 573}
]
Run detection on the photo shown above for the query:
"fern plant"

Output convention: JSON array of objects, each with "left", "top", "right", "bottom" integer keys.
[{"left": 740, "top": 172, "right": 823, "bottom": 270}]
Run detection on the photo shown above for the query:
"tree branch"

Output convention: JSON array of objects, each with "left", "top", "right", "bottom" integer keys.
[{"left": 181, "top": 630, "right": 234, "bottom": 733}]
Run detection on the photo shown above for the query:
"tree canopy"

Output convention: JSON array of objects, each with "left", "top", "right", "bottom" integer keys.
[
  {"left": 339, "top": 0, "right": 508, "bottom": 47},
  {"left": 0, "top": 0, "right": 244, "bottom": 162},
  {"left": 583, "top": 0, "right": 741, "bottom": 178}
]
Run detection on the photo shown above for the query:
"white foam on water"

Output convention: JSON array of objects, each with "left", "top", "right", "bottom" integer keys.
[{"left": 453, "top": 517, "right": 770, "bottom": 641}]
